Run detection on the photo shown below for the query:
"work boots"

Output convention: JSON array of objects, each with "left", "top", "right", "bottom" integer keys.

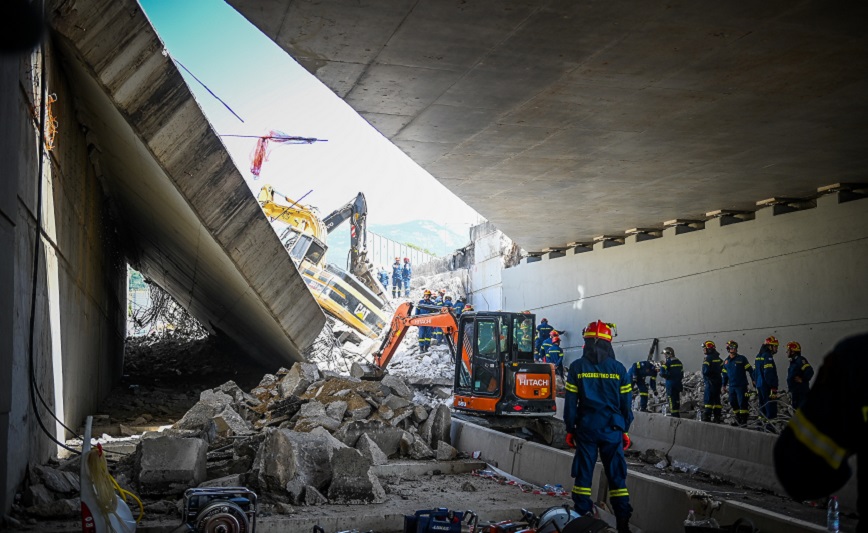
[{"left": 616, "top": 516, "right": 632, "bottom": 533}]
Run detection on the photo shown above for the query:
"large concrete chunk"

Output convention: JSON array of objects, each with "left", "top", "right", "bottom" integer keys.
[
  {"left": 137, "top": 436, "right": 207, "bottom": 495},
  {"left": 355, "top": 434, "right": 388, "bottom": 466},
  {"left": 255, "top": 429, "right": 342, "bottom": 504},
  {"left": 279, "top": 363, "right": 322, "bottom": 398},
  {"left": 381, "top": 375, "right": 414, "bottom": 400},
  {"left": 333, "top": 420, "right": 403, "bottom": 457},
  {"left": 327, "top": 448, "right": 386, "bottom": 504},
  {"left": 421, "top": 404, "right": 452, "bottom": 449}
]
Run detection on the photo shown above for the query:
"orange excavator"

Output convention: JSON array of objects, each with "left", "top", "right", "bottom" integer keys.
[{"left": 367, "top": 302, "right": 564, "bottom": 444}]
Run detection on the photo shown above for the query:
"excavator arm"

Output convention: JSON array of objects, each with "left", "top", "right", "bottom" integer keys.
[
  {"left": 321, "top": 192, "right": 389, "bottom": 301},
  {"left": 257, "top": 185, "right": 327, "bottom": 241},
  {"left": 373, "top": 302, "right": 459, "bottom": 370}
]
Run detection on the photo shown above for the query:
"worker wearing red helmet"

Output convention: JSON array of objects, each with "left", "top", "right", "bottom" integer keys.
[
  {"left": 391, "top": 257, "right": 403, "bottom": 299},
  {"left": 563, "top": 320, "right": 632, "bottom": 533},
  {"left": 785, "top": 341, "right": 813, "bottom": 410},
  {"left": 701, "top": 341, "right": 724, "bottom": 423},
  {"left": 401, "top": 257, "right": 412, "bottom": 298},
  {"left": 545, "top": 333, "right": 564, "bottom": 377},
  {"left": 755, "top": 336, "right": 780, "bottom": 428},
  {"left": 415, "top": 290, "right": 434, "bottom": 352}
]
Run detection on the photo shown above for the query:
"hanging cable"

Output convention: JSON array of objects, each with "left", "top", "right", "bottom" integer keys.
[{"left": 26, "top": 11, "right": 81, "bottom": 456}]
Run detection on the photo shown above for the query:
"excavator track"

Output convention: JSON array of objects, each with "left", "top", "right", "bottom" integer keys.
[{"left": 453, "top": 412, "right": 567, "bottom": 448}]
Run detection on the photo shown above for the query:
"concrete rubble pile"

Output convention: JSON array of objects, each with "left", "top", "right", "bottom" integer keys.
[{"left": 129, "top": 363, "right": 456, "bottom": 511}]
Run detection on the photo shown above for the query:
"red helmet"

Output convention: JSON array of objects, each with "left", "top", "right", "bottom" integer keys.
[
  {"left": 786, "top": 341, "right": 801, "bottom": 353},
  {"left": 551, "top": 335, "right": 561, "bottom": 344},
  {"left": 404, "top": 257, "right": 410, "bottom": 262},
  {"left": 702, "top": 340, "right": 716, "bottom": 350},
  {"left": 764, "top": 336, "right": 779, "bottom": 347},
  {"left": 463, "top": 304, "right": 474, "bottom": 311},
  {"left": 583, "top": 321, "right": 614, "bottom": 342}
]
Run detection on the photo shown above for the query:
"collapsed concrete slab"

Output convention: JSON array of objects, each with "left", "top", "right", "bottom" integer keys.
[
  {"left": 327, "top": 448, "right": 386, "bottom": 504},
  {"left": 136, "top": 436, "right": 207, "bottom": 495}
]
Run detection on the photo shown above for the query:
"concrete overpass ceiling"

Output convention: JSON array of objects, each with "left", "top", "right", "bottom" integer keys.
[
  {"left": 49, "top": 0, "right": 325, "bottom": 365},
  {"left": 228, "top": 0, "right": 868, "bottom": 251}
]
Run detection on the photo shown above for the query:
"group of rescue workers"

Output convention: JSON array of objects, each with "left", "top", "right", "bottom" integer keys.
[
  {"left": 627, "top": 336, "right": 814, "bottom": 429},
  {"left": 560, "top": 320, "right": 864, "bottom": 533},
  {"left": 377, "top": 257, "right": 412, "bottom": 299},
  {"left": 413, "top": 288, "right": 470, "bottom": 353}
]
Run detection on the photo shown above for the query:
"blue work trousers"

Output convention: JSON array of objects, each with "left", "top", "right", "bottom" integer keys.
[
  {"left": 703, "top": 379, "right": 722, "bottom": 421},
  {"left": 665, "top": 386, "right": 681, "bottom": 417},
  {"left": 727, "top": 386, "right": 749, "bottom": 417},
  {"left": 757, "top": 386, "right": 777, "bottom": 420},
  {"left": 402, "top": 278, "right": 411, "bottom": 297},
  {"left": 391, "top": 278, "right": 403, "bottom": 298},
  {"left": 418, "top": 326, "right": 431, "bottom": 350},
  {"left": 635, "top": 380, "right": 651, "bottom": 411},
  {"left": 571, "top": 433, "right": 632, "bottom": 520}
]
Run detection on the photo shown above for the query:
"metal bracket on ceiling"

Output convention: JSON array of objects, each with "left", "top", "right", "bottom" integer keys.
[
  {"left": 756, "top": 197, "right": 816, "bottom": 215},
  {"left": 817, "top": 183, "right": 868, "bottom": 204}
]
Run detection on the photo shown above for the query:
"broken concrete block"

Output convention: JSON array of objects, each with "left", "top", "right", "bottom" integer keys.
[
  {"left": 304, "top": 485, "right": 329, "bottom": 506},
  {"left": 217, "top": 380, "right": 245, "bottom": 403},
  {"left": 279, "top": 363, "right": 321, "bottom": 398},
  {"left": 299, "top": 400, "right": 327, "bottom": 418},
  {"left": 421, "top": 404, "right": 452, "bottom": 449},
  {"left": 389, "top": 407, "right": 413, "bottom": 427},
  {"left": 640, "top": 448, "right": 669, "bottom": 465},
  {"left": 408, "top": 438, "right": 435, "bottom": 460},
  {"left": 294, "top": 415, "right": 341, "bottom": 433},
  {"left": 399, "top": 431, "right": 415, "bottom": 457},
  {"left": 377, "top": 405, "right": 395, "bottom": 421},
  {"left": 435, "top": 441, "right": 458, "bottom": 461},
  {"left": 412, "top": 405, "right": 429, "bottom": 423},
  {"left": 198, "top": 474, "right": 244, "bottom": 488},
  {"left": 381, "top": 375, "right": 413, "bottom": 400},
  {"left": 382, "top": 394, "right": 411, "bottom": 410},
  {"left": 31, "top": 465, "right": 78, "bottom": 494},
  {"left": 25, "top": 497, "right": 80, "bottom": 518},
  {"left": 137, "top": 436, "right": 207, "bottom": 495},
  {"left": 326, "top": 400, "right": 348, "bottom": 421},
  {"left": 432, "top": 386, "right": 452, "bottom": 399},
  {"left": 213, "top": 406, "right": 251, "bottom": 436},
  {"left": 356, "top": 434, "right": 388, "bottom": 466},
  {"left": 327, "top": 448, "right": 386, "bottom": 504},
  {"left": 255, "top": 429, "right": 342, "bottom": 504},
  {"left": 173, "top": 390, "right": 233, "bottom": 435},
  {"left": 462, "top": 481, "right": 477, "bottom": 492},
  {"left": 334, "top": 420, "right": 404, "bottom": 457},
  {"left": 22, "top": 484, "right": 54, "bottom": 507},
  {"left": 269, "top": 396, "right": 304, "bottom": 419}
]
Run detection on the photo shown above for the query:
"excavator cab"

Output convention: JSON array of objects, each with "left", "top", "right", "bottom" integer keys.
[{"left": 454, "top": 312, "right": 557, "bottom": 416}]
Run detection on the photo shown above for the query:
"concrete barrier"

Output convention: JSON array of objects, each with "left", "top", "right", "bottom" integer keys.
[
  {"left": 451, "top": 419, "right": 827, "bottom": 533},
  {"left": 628, "top": 412, "right": 858, "bottom": 513}
]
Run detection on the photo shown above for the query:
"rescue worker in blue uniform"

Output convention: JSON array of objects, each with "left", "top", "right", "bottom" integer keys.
[
  {"left": 391, "top": 258, "right": 403, "bottom": 298},
  {"left": 537, "top": 330, "right": 558, "bottom": 364},
  {"left": 755, "top": 336, "right": 780, "bottom": 427},
  {"left": 545, "top": 333, "right": 564, "bottom": 377},
  {"left": 377, "top": 267, "right": 389, "bottom": 292},
  {"left": 535, "top": 318, "right": 555, "bottom": 361},
  {"left": 721, "top": 340, "right": 754, "bottom": 427},
  {"left": 430, "top": 291, "right": 445, "bottom": 346},
  {"left": 453, "top": 296, "right": 466, "bottom": 317},
  {"left": 415, "top": 290, "right": 434, "bottom": 352},
  {"left": 701, "top": 341, "right": 724, "bottom": 423},
  {"left": 563, "top": 321, "right": 633, "bottom": 533},
  {"left": 401, "top": 257, "right": 412, "bottom": 297},
  {"left": 774, "top": 333, "right": 868, "bottom": 533},
  {"left": 785, "top": 341, "right": 814, "bottom": 410},
  {"left": 658, "top": 347, "right": 683, "bottom": 418},
  {"left": 627, "top": 360, "right": 658, "bottom": 412}
]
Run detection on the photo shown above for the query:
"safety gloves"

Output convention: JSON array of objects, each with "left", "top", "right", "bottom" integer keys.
[
  {"left": 565, "top": 433, "right": 576, "bottom": 449},
  {"left": 622, "top": 433, "right": 631, "bottom": 451}
]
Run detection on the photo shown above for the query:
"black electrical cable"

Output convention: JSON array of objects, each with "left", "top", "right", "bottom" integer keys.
[{"left": 26, "top": 19, "right": 81, "bottom": 456}]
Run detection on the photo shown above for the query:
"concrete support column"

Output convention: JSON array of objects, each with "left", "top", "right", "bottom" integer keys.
[{"left": 0, "top": 54, "right": 18, "bottom": 515}]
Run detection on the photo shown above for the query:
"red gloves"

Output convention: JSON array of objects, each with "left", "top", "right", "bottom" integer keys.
[
  {"left": 622, "top": 433, "right": 632, "bottom": 451},
  {"left": 566, "top": 433, "right": 576, "bottom": 449}
]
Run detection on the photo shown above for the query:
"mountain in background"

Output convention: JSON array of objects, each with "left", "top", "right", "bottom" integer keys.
[{"left": 326, "top": 219, "right": 469, "bottom": 266}]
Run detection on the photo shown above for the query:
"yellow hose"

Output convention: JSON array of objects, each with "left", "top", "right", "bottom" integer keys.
[{"left": 86, "top": 447, "right": 144, "bottom": 524}]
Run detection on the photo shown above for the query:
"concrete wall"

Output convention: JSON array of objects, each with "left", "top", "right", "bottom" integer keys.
[
  {"left": 469, "top": 221, "right": 506, "bottom": 311},
  {"left": 502, "top": 195, "right": 868, "bottom": 382},
  {"left": 1, "top": 43, "right": 126, "bottom": 512}
]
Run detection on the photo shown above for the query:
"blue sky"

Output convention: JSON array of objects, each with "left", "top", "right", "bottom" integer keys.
[{"left": 139, "top": 0, "right": 482, "bottom": 232}]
